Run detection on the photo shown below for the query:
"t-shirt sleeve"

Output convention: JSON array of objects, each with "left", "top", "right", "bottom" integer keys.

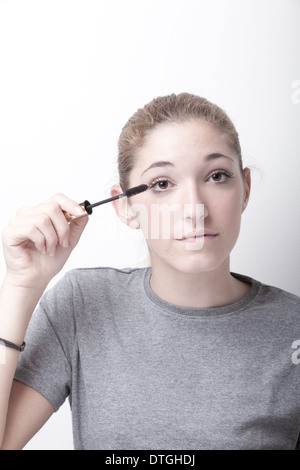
[{"left": 14, "top": 273, "right": 76, "bottom": 412}]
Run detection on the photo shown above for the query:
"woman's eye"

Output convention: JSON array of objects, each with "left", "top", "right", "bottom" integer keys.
[
  {"left": 150, "top": 179, "right": 174, "bottom": 192},
  {"left": 208, "top": 170, "right": 233, "bottom": 183}
]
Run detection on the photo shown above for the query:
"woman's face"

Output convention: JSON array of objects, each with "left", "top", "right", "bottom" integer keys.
[{"left": 122, "top": 119, "right": 251, "bottom": 275}]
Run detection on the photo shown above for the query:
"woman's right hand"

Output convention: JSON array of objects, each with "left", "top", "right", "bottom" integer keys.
[{"left": 1, "top": 193, "right": 89, "bottom": 289}]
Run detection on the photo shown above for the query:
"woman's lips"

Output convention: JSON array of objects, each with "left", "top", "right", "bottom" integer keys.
[{"left": 176, "top": 233, "right": 218, "bottom": 243}]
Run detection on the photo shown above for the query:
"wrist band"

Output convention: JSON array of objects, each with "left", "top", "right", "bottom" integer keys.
[{"left": 0, "top": 337, "right": 26, "bottom": 352}]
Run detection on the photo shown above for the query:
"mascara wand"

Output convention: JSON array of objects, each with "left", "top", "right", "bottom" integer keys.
[{"left": 65, "top": 184, "right": 149, "bottom": 223}]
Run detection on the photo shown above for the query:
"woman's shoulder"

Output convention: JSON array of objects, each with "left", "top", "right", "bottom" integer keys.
[
  {"left": 259, "top": 279, "right": 299, "bottom": 303},
  {"left": 254, "top": 276, "right": 300, "bottom": 315},
  {"left": 234, "top": 272, "right": 300, "bottom": 315}
]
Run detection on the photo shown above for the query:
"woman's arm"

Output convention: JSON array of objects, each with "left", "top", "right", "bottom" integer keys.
[
  {"left": 1, "top": 381, "right": 54, "bottom": 450},
  {"left": 0, "top": 194, "right": 88, "bottom": 448},
  {"left": 0, "top": 278, "right": 48, "bottom": 448}
]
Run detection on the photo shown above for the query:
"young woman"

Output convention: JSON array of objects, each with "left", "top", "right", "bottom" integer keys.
[{"left": 0, "top": 93, "right": 299, "bottom": 450}]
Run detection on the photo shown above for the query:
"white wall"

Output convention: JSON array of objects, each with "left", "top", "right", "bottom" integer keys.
[{"left": 0, "top": 0, "right": 299, "bottom": 450}]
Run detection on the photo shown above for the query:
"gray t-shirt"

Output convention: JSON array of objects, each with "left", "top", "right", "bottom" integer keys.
[{"left": 15, "top": 267, "right": 300, "bottom": 449}]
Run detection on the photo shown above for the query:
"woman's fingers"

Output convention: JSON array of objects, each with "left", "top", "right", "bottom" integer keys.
[
  {"left": 14, "top": 194, "right": 86, "bottom": 253},
  {"left": 7, "top": 213, "right": 58, "bottom": 255},
  {"left": 2, "top": 194, "right": 89, "bottom": 287},
  {"left": 4, "top": 217, "right": 46, "bottom": 254}
]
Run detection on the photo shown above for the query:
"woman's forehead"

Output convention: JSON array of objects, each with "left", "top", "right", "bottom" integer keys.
[{"left": 135, "top": 120, "right": 236, "bottom": 168}]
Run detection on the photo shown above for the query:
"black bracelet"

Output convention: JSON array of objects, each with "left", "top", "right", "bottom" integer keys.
[{"left": 0, "top": 337, "right": 26, "bottom": 352}]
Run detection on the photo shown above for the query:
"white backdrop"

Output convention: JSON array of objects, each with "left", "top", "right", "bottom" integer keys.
[{"left": 0, "top": 0, "right": 299, "bottom": 450}]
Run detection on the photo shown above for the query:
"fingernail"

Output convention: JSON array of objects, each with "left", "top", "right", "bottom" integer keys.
[
  {"left": 48, "top": 247, "right": 56, "bottom": 257},
  {"left": 74, "top": 205, "right": 84, "bottom": 216}
]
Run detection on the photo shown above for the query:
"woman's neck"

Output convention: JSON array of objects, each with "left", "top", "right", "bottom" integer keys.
[{"left": 149, "top": 259, "right": 250, "bottom": 309}]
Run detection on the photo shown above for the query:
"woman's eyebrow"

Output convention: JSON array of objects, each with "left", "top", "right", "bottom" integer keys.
[
  {"left": 204, "top": 153, "right": 234, "bottom": 161},
  {"left": 141, "top": 161, "right": 175, "bottom": 176},
  {"left": 141, "top": 153, "right": 234, "bottom": 176}
]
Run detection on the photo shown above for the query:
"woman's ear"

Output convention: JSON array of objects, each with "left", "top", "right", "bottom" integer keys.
[
  {"left": 242, "top": 167, "right": 251, "bottom": 212},
  {"left": 111, "top": 185, "right": 140, "bottom": 229}
]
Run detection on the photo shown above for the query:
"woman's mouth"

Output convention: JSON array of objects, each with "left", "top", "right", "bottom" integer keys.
[{"left": 177, "top": 232, "right": 218, "bottom": 241}]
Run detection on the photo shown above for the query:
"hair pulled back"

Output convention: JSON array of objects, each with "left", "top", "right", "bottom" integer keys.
[{"left": 118, "top": 93, "right": 243, "bottom": 190}]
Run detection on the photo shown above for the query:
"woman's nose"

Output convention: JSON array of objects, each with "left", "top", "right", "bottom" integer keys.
[{"left": 181, "top": 183, "right": 208, "bottom": 228}]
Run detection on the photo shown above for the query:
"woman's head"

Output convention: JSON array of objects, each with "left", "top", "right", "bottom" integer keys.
[
  {"left": 118, "top": 92, "right": 243, "bottom": 191},
  {"left": 112, "top": 93, "right": 251, "bottom": 277}
]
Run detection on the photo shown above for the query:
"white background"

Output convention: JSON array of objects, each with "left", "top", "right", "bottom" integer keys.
[{"left": 0, "top": 0, "right": 299, "bottom": 450}]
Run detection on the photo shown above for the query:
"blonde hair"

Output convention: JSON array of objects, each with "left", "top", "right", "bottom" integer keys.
[{"left": 118, "top": 92, "right": 243, "bottom": 190}]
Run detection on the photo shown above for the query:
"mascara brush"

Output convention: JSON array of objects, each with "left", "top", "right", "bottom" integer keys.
[{"left": 65, "top": 184, "right": 149, "bottom": 223}]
